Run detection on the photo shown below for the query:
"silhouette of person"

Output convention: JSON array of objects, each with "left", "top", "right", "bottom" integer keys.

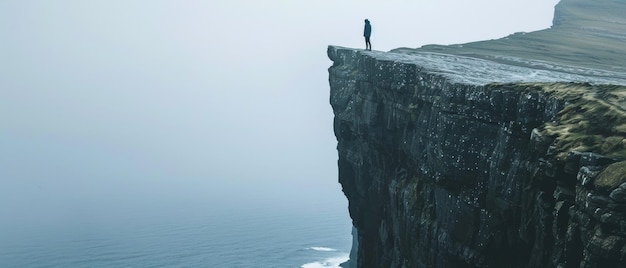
[{"left": 364, "top": 19, "right": 372, "bottom": 50}]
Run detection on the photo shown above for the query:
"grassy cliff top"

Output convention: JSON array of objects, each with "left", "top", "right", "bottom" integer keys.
[{"left": 393, "top": 0, "right": 626, "bottom": 83}]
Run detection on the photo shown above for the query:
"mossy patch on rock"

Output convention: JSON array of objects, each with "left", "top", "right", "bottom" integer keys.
[
  {"left": 485, "top": 82, "right": 626, "bottom": 160},
  {"left": 594, "top": 161, "right": 626, "bottom": 192},
  {"left": 537, "top": 83, "right": 626, "bottom": 160}
]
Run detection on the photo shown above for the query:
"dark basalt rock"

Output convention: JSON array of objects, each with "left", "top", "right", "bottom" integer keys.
[{"left": 329, "top": 1, "right": 626, "bottom": 267}]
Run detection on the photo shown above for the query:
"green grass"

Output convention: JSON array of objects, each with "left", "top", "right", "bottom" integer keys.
[{"left": 537, "top": 83, "right": 626, "bottom": 160}]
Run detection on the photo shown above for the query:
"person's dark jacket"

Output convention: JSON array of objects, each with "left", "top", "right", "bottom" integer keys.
[{"left": 364, "top": 21, "right": 371, "bottom": 37}]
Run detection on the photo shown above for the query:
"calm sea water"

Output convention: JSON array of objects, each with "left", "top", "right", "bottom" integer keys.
[{"left": 0, "top": 181, "right": 352, "bottom": 267}]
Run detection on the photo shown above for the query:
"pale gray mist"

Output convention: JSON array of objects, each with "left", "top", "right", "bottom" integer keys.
[{"left": 0, "top": 0, "right": 558, "bottom": 264}]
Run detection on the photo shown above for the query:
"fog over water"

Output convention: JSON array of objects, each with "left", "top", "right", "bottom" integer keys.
[{"left": 1, "top": 0, "right": 559, "bottom": 263}]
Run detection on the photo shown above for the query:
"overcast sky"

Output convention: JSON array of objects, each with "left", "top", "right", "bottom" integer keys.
[{"left": 0, "top": 0, "right": 560, "bottom": 231}]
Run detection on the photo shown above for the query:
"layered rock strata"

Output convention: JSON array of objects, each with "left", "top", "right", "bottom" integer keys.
[
  {"left": 330, "top": 1, "right": 626, "bottom": 266},
  {"left": 329, "top": 45, "right": 626, "bottom": 267}
]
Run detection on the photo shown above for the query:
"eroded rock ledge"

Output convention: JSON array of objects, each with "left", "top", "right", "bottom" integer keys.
[{"left": 329, "top": 45, "right": 626, "bottom": 267}]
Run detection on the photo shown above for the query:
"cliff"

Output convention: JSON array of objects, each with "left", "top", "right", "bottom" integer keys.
[{"left": 329, "top": 0, "right": 626, "bottom": 267}]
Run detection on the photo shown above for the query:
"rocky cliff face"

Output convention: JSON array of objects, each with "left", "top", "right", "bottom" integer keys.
[{"left": 329, "top": 1, "right": 626, "bottom": 267}]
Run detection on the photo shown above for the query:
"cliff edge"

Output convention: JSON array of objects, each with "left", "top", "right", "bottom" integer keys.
[{"left": 329, "top": 0, "right": 626, "bottom": 267}]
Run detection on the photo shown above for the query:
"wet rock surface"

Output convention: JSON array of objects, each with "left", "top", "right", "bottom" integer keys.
[{"left": 329, "top": 1, "right": 626, "bottom": 267}]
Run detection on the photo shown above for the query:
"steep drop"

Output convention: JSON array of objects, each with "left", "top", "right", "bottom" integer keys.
[{"left": 329, "top": 1, "right": 626, "bottom": 267}]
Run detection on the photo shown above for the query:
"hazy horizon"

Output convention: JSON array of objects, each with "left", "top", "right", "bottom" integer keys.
[{"left": 1, "top": 0, "right": 560, "bottom": 257}]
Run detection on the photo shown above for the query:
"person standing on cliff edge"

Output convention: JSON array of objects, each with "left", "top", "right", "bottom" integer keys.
[{"left": 364, "top": 19, "right": 372, "bottom": 50}]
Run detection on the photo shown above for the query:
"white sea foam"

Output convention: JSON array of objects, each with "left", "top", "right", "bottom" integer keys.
[
  {"left": 309, "top": 247, "right": 337, "bottom": 252},
  {"left": 300, "top": 255, "right": 349, "bottom": 268}
]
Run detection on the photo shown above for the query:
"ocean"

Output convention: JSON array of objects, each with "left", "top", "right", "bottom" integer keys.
[{"left": 0, "top": 180, "right": 352, "bottom": 268}]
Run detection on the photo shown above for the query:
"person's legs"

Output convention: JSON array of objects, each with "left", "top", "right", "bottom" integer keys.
[{"left": 365, "top": 37, "right": 371, "bottom": 50}]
